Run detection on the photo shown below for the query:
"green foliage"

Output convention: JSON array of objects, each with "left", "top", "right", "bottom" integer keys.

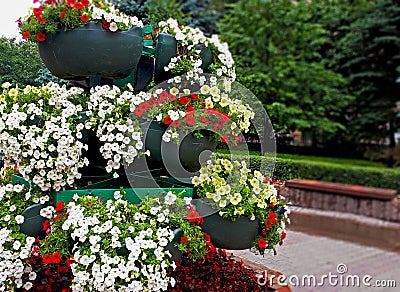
[
  {"left": 111, "top": 0, "right": 148, "bottom": 19},
  {"left": 113, "top": 0, "right": 219, "bottom": 34},
  {"left": 145, "top": 0, "right": 186, "bottom": 25},
  {"left": 112, "top": 0, "right": 187, "bottom": 25},
  {"left": 215, "top": 153, "right": 400, "bottom": 192},
  {"left": 35, "top": 68, "right": 71, "bottom": 86},
  {"left": 218, "top": 0, "right": 353, "bottom": 144},
  {"left": 0, "top": 38, "right": 44, "bottom": 87},
  {"left": 182, "top": 0, "right": 220, "bottom": 35},
  {"left": 331, "top": 0, "right": 400, "bottom": 145}
]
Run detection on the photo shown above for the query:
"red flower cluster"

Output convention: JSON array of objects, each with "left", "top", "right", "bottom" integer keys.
[
  {"left": 168, "top": 246, "right": 266, "bottom": 291},
  {"left": 22, "top": 251, "right": 73, "bottom": 292},
  {"left": 66, "top": 0, "right": 90, "bottom": 9},
  {"left": 102, "top": 19, "right": 110, "bottom": 30},
  {"left": 42, "top": 251, "right": 62, "bottom": 264},
  {"left": 55, "top": 201, "right": 65, "bottom": 212},
  {"left": 134, "top": 90, "right": 235, "bottom": 143},
  {"left": 22, "top": 0, "right": 91, "bottom": 42},
  {"left": 79, "top": 13, "right": 89, "bottom": 22},
  {"left": 265, "top": 211, "right": 278, "bottom": 229},
  {"left": 257, "top": 238, "right": 267, "bottom": 249},
  {"left": 185, "top": 205, "right": 204, "bottom": 224},
  {"left": 134, "top": 90, "right": 176, "bottom": 117}
]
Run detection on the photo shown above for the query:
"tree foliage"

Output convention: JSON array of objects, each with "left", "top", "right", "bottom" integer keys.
[
  {"left": 112, "top": 0, "right": 219, "bottom": 34},
  {"left": 0, "top": 37, "right": 44, "bottom": 87},
  {"left": 332, "top": 0, "right": 400, "bottom": 146},
  {"left": 218, "top": 0, "right": 353, "bottom": 144}
]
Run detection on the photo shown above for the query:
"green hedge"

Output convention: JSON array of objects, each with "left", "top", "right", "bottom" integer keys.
[{"left": 215, "top": 153, "right": 400, "bottom": 192}]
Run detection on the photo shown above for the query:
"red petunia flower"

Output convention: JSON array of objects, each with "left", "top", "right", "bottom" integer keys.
[
  {"left": 200, "top": 116, "right": 210, "bottom": 126},
  {"left": 67, "top": 0, "right": 76, "bottom": 6},
  {"left": 164, "top": 115, "right": 172, "bottom": 125},
  {"left": 55, "top": 201, "right": 65, "bottom": 212},
  {"left": 51, "top": 252, "right": 62, "bottom": 264},
  {"left": 42, "top": 219, "right": 50, "bottom": 231},
  {"left": 66, "top": 256, "right": 74, "bottom": 267},
  {"left": 213, "top": 121, "right": 224, "bottom": 131},
  {"left": 190, "top": 93, "right": 198, "bottom": 101},
  {"left": 185, "top": 207, "right": 204, "bottom": 224},
  {"left": 60, "top": 11, "right": 66, "bottom": 19},
  {"left": 133, "top": 107, "right": 144, "bottom": 117},
  {"left": 268, "top": 212, "right": 276, "bottom": 220},
  {"left": 42, "top": 254, "right": 52, "bottom": 264},
  {"left": 36, "top": 32, "right": 46, "bottom": 42},
  {"left": 80, "top": 13, "right": 89, "bottom": 22},
  {"left": 187, "top": 106, "right": 195, "bottom": 112},
  {"left": 171, "top": 120, "right": 181, "bottom": 128},
  {"left": 180, "top": 236, "right": 189, "bottom": 243},
  {"left": 22, "top": 31, "right": 30, "bottom": 39},
  {"left": 159, "top": 90, "right": 169, "bottom": 101},
  {"left": 75, "top": 2, "right": 84, "bottom": 10},
  {"left": 33, "top": 7, "right": 43, "bottom": 17},
  {"left": 268, "top": 212, "right": 278, "bottom": 224},
  {"left": 281, "top": 231, "right": 286, "bottom": 240},
  {"left": 265, "top": 221, "right": 272, "bottom": 229},
  {"left": 258, "top": 238, "right": 267, "bottom": 249},
  {"left": 179, "top": 96, "right": 190, "bottom": 105},
  {"left": 102, "top": 20, "right": 110, "bottom": 30},
  {"left": 186, "top": 114, "right": 196, "bottom": 126},
  {"left": 221, "top": 135, "right": 229, "bottom": 143},
  {"left": 54, "top": 215, "right": 63, "bottom": 221}
]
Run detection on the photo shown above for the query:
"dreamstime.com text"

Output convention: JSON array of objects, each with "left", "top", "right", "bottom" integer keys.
[{"left": 256, "top": 263, "right": 397, "bottom": 288}]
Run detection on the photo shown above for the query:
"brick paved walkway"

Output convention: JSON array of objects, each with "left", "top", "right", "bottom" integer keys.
[{"left": 232, "top": 230, "right": 400, "bottom": 291}]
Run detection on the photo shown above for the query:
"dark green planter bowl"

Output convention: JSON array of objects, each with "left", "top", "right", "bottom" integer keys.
[
  {"left": 141, "top": 121, "right": 217, "bottom": 177},
  {"left": 194, "top": 200, "right": 259, "bottom": 250},
  {"left": 165, "top": 228, "right": 184, "bottom": 262},
  {"left": 19, "top": 204, "right": 46, "bottom": 239},
  {"left": 38, "top": 22, "right": 144, "bottom": 80}
]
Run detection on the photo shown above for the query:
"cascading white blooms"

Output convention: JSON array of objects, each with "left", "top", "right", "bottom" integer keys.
[
  {"left": 0, "top": 82, "right": 89, "bottom": 191},
  {"left": 61, "top": 192, "right": 176, "bottom": 291},
  {"left": 86, "top": 84, "right": 149, "bottom": 178},
  {"left": 0, "top": 175, "right": 49, "bottom": 291},
  {"left": 158, "top": 18, "right": 236, "bottom": 80}
]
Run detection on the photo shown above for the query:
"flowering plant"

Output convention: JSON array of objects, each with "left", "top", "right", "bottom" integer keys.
[
  {"left": 86, "top": 84, "right": 148, "bottom": 178},
  {"left": 141, "top": 191, "right": 209, "bottom": 261},
  {"left": 18, "top": 0, "right": 143, "bottom": 43},
  {"left": 0, "top": 82, "right": 152, "bottom": 188},
  {"left": 0, "top": 82, "right": 89, "bottom": 191},
  {"left": 133, "top": 77, "right": 254, "bottom": 144},
  {"left": 169, "top": 247, "right": 266, "bottom": 292},
  {"left": 39, "top": 191, "right": 176, "bottom": 291},
  {"left": 192, "top": 158, "right": 290, "bottom": 255},
  {"left": 0, "top": 165, "right": 51, "bottom": 291},
  {"left": 157, "top": 18, "right": 236, "bottom": 80},
  {"left": 38, "top": 189, "right": 208, "bottom": 291}
]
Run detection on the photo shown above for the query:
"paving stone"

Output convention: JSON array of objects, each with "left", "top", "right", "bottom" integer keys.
[{"left": 231, "top": 230, "right": 400, "bottom": 292}]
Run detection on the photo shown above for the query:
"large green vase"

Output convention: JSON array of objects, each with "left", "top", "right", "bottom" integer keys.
[
  {"left": 19, "top": 204, "right": 47, "bottom": 239},
  {"left": 141, "top": 121, "right": 217, "bottom": 177},
  {"left": 38, "top": 22, "right": 144, "bottom": 80},
  {"left": 194, "top": 200, "right": 260, "bottom": 250}
]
